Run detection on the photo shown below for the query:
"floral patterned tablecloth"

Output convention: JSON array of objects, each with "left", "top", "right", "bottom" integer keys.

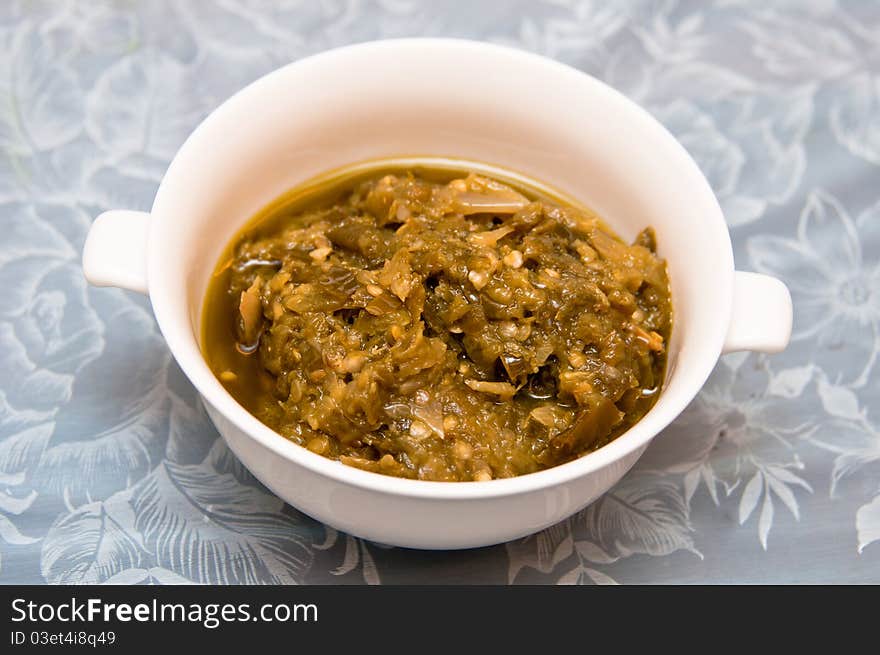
[{"left": 2, "top": 0, "right": 879, "bottom": 585}]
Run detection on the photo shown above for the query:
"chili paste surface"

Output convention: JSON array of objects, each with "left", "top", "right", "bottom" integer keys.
[{"left": 203, "top": 164, "right": 671, "bottom": 481}]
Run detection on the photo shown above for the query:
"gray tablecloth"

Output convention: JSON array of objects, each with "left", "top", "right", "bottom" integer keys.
[{"left": 2, "top": 0, "right": 878, "bottom": 584}]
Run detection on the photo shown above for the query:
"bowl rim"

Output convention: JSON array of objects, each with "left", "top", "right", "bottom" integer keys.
[{"left": 149, "top": 37, "right": 733, "bottom": 500}]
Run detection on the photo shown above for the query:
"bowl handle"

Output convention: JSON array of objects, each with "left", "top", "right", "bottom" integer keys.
[
  {"left": 82, "top": 210, "right": 150, "bottom": 295},
  {"left": 723, "top": 271, "right": 793, "bottom": 354}
]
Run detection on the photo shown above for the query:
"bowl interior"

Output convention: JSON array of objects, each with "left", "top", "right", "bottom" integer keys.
[{"left": 149, "top": 39, "right": 732, "bottom": 495}]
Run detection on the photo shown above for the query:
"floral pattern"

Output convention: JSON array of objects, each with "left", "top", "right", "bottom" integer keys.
[{"left": 1, "top": 0, "right": 878, "bottom": 584}]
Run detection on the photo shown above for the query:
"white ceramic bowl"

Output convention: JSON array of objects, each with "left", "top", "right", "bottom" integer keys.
[{"left": 82, "top": 39, "right": 792, "bottom": 549}]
